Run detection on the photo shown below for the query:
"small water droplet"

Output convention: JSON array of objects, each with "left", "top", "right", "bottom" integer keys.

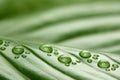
[
  {"left": 47, "top": 54, "right": 52, "bottom": 56},
  {"left": 0, "top": 40, "right": 3, "bottom": 45},
  {"left": 14, "top": 56, "right": 19, "bottom": 59},
  {"left": 12, "top": 46, "right": 24, "bottom": 55},
  {"left": 106, "top": 68, "right": 110, "bottom": 71},
  {"left": 92, "top": 57, "right": 98, "bottom": 60},
  {"left": 72, "top": 62, "right": 77, "bottom": 65},
  {"left": 112, "top": 64, "right": 119, "bottom": 68},
  {"left": 97, "top": 60, "right": 110, "bottom": 69},
  {"left": 39, "top": 44, "right": 53, "bottom": 53},
  {"left": 111, "top": 67, "right": 116, "bottom": 71},
  {"left": 54, "top": 50, "right": 59, "bottom": 55},
  {"left": 79, "top": 51, "right": 91, "bottom": 58},
  {"left": 25, "top": 52, "right": 30, "bottom": 54},
  {"left": 65, "top": 64, "right": 70, "bottom": 66},
  {"left": 58, "top": 55, "right": 72, "bottom": 64},
  {"left": 76, "top": 60, "right": 81, "bottom": 63},
  {"left": 4, "top": 44, "right": 9, "bottom": 47},
  {"left": 87, "top": 59, "right": 92, "bottom": 63},
  {"left": 92, "top": 55, "right": 99, "bottom": 60},
  {"left": 0, "top": 47, "right": 6, "bottom": 51},
  {"left": 5, "top": 41, "right": 10, "bottom": 44},
  {"left": 21, "top": 54, "right": 27, "bottom": 58}
]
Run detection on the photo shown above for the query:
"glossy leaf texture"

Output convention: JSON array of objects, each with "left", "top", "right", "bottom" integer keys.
[{"left": 0, "top": 0, "right": 120, "bottom": 80}]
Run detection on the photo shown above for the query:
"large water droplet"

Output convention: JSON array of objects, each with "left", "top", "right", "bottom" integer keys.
[
  {"left": 39, "top": 44, "right": 53, "bottom": 53},
  {"left": 12, "top": 46, "right": 24, "bottom": 55},
  {"left": 79, "top": 51, "right": 91, "bottom": 58},
  {"left": 97, "top": 60, "right": 110, "bottom": 69},
  {"left": 0, "top": 40, "right": 3, "bottom": 45},
  {"left": 58, "top": 55, "right": 72, "bottom": 65}
]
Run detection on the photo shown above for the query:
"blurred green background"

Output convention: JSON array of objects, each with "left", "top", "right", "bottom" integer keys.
[{"left": 0, "top": 0, "right": 120, "bottom": 53}]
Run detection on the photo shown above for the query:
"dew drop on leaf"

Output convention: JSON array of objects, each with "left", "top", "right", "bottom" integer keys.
[
  {"left": 47, "top": 54, "right": 52, "bottom": 56},
  {"left": 39, "top": 44, "right": 53, "bottom": 53},
  {"left": 0, "top": 47, "right": 6, "bottom": 51},
  {"left": 21, "top": 54, "right": 27, "bottom": 58},
  {"left": 76, "top": 60, "right": 81, "bottom": 63},
  {"left": 72, "top": 62, "right": 77, "bottom": 65},
  {"left": 87, "top": 59, "right": 92, "bottom": 63},
  {"left": 4, "top": 43, "right": 9, "bottom": 47},
  {"left": 58, "top": 55, "right": 72, "bottom": 65},
  {"left": 97, "top": 60, "right": 110, "bottom": 69},
  {"left": 25, "top": 52, "right": 30, "bottom": 54},
  {"left": 65, "top": 64, "right": 70, "bottom": 66},
  {"left": 12, "top": 46, "right": 24, "bottom": 55},
  {"left": 112, "top": 64, "right": 119, "bottom": 68},
  {"left": 92, "top": 55, "right": 99, "bottom": 60},
  {"left": 79, "top": 51, "right": 91, "bottom": 58},
  {"left": 54, "top": 50, "right": 59, "bottom": 55},
  {"left": 0, "top": 40, "right": 3, "bottom": 45},
  {"left": 106, "top": 68, "right": 110, "bottom": 71},
  {"left": 92, "top": 57, "right": 98, "bottom": 60},
  {"left": 111, "top": 67, "right": 116, "bottom": 71},
  {"left": 14, "top": 56, "right": 19, "bottom": 59},
  {"left": 5, "top": 41, "right": 10, "bottom": 44}
]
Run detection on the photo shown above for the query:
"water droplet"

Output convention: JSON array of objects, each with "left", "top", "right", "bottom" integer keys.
[
  {"left": 14, "top": 56, "right": 19, "bottom": 59},
  {"left": 112, "top": 64, "right": 119, "bottom": 68},
  {"left": 47, "top": 54, "right": 52, "bottom": 56},
  {"left": 0, "top": 47, "right": 6, "bottom": 51},
  {"left": 25, "top": 52, "right": 30, "bottom": 54},
  {"left": 54, "top": 50, "right": 59, "bottom": 55},
  {"left": 79, "top": 51, "right": 91, "bottom": 58},
  {"left": 92, "top": 56, "right": 98, "bottom": 60},
  {"left": 58, "top": 55, "right": 72, "bottom": 64},
  {"left": 12, "top": 46, "right": 24, "bottom": 55},
  {"left": 4, "top": 44, "right": 9, "bottom": 47},
  {"left": 111, "top": 67, "right": 116, "bottom": 71},
  {"left": 94, "top": 55, "right": 99, "bottom": 57},
  {"left": 92, "top": 55, "right": 99, "bottom": 60},
  {"left": 97, "top": 60, "right": 110, "bottom": 69},
  {"left": 21, "top": 54, "right": 27, "bottom": 58},
  {"left": 65, "top": 64, "right": 70, "bottom": 66},
  {"left": 5, "top": 41, "right": 10, "bottom": 44},
  {"left": 76, "top": 60, "right": 81, "bottom": 63},
  {"left": 106, "top": 68, "right": 110, "bottom": 71},
  {"left": 0, "top": 40, "right": 3, "bottom": 45},
  {"left": 87, "top": 59, "right": 92, "bottom": 63},
  {"left": 39, "top": 44, "right": 53, "bottom": 53},
  {"left": 72, "top": 62, "right": 77, "bottom": 65}
]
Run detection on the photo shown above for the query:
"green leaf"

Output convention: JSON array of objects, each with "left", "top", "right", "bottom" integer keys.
[{"left": 0, "top": 0, "right": 120, "bottom": 80}]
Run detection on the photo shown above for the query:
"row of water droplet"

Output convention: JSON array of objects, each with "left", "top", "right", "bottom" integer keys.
[
  {"left": 0, "top": 39, "right": 30, "bottom": 59},
  {"left": 38, "top": 44, "right": 119, "bottom": 71},
  {"left": 1, "top": 39, "right": 119, "bottom": 71},
  {"left": 0, "top": 39, "right": 10, "bottom": 51}
]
